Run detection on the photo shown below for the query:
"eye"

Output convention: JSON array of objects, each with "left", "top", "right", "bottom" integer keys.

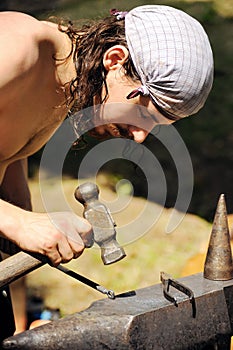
[
  {"left": 137, "top": 106, "right": 148, "bottom": 120},
  {"left": 140, "top": 113, "right": 148, "bottom": 120}
]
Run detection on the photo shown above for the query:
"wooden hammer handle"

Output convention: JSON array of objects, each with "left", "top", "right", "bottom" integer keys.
[{"left": 0, "top": 250, "right": 47, "bottom": 289}]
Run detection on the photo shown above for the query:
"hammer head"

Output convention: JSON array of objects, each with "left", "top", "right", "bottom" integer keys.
[
  {"left": 75, "top": 182, "right": 99, "bottom": 204},
  {"left": 75, "top": 182, "right": 126, "bottom": 265}
]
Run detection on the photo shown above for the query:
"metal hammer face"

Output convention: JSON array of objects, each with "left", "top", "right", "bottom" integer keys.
[{"left": 75, "top": 182, "right": 126, "bottom": 265}]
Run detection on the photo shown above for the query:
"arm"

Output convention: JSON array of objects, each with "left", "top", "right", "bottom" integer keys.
[
  {"left": 0, "top": 159, "right": 32, "bottom": 211},
  {"left": 0, "top": 198, "right": 92, "bottom": 266},
  {"left": 0, "top": 159, "right": 32, "bottom": 255},
  {"left": 0, "top": 13, "right": 92, "bottom": 265},
  {"left": 0, "top": 163, "right": 92, "bottom": 265}
]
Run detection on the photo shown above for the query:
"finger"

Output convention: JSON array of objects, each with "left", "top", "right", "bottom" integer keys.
[
  {"left": 57, "top": 238, "right": 74, "bottom": 263},
  {"left": 71, "top": 217, "right": 94, "bottom": 248},
  {"left": 46, "top": 248, "right": 62, "bottom": 267},
  {"left": 68, "top": 237, "right": 85, "bottom": 258},
  {"left": 80, "top": 229, "right": 94, "bottom": 248},
  {"left": 73, "top": 250, "right": 83, "bottom": 259}
]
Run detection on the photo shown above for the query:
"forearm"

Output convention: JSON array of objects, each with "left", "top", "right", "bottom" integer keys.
[
  {"left": 0, "top": 199, "right": 23, "bottom": 246},
  {"left": 0, "top": 159, "right": 32, "bottom": 211}
]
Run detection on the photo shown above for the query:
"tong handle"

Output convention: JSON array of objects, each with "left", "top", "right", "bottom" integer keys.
[{"left": 0, "top": 251, "right": 46, "bottom": 289}]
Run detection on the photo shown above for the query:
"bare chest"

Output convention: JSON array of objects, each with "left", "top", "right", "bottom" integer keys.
[{"left": 0, "top": 87, "right": 70, "bottom": 164}]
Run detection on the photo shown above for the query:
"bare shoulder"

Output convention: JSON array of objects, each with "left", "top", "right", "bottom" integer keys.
[
  {"left": 0, "top": 12, "right": 57, "bottom": 106},
  {"left": 0, "top": 11, "right": 40, "bottom": 28},
  {"left": 0, "top": 11, "right": 43, "bottom": 57},
  {"left": 0, "top": 11, "right": 59, "bottom": 39}
]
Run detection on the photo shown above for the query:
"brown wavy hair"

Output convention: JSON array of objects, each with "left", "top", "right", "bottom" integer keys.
[{"left": 59, "top": 15, "right": 139, "bottom": 113}]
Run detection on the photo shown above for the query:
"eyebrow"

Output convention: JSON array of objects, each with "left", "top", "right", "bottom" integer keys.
[{"left": 137, "top": 105, "right": 160, "bottom": 123}]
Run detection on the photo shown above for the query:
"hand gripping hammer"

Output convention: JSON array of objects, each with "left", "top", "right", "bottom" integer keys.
[
  {"left": 0, "top": 182, "right": 125, "bottom": 297},
  {"left": 75, "top": 182, "right": 126, "bottom": 265}
]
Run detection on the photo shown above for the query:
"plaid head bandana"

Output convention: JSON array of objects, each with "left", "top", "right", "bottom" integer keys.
[{"left": 124, "top": 5, "right": 214, "bottom": 119}]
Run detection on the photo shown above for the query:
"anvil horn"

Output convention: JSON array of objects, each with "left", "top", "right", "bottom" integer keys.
[{"left": 204, "top": 194, "right": 233, "bottom": 281}]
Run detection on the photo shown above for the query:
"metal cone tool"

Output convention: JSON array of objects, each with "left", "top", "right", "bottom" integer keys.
[{"left": 204, "top": 194, "right": 233, "bottom": 280}]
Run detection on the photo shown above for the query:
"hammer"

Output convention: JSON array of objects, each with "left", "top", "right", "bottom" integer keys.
[
  {"left": 74, "top": 182, "right": 126, "bottom": 265},
  {"left": 0, "top": 182, "right": 125, "bottom": 295}
]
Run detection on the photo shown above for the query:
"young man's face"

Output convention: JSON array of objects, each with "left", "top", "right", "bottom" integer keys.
[{"left": 91, "top": 71, "right": 173, "bottom": 143}]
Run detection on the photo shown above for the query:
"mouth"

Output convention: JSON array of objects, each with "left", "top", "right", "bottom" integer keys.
[{"left": 88, "top": 124, "right": 134, "bottom": 140}]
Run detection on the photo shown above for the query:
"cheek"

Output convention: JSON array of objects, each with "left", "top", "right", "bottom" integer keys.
[
  {"left": 100, "top": 103, "right": 133, "bottom": 124},
  {"left": 97, "top": 94, "right": 162, "bottom": 138},
  {"left": 99, "top": 103, "right": 155, "bottom": 132}
]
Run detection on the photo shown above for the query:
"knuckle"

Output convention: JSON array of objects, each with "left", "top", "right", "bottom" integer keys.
[
  {"left": 42, "top": 242, "right": 53, "bottom": 252},
  {"left": 76, "top": 217, "right": 92, "bottom": 232},
  {"left": 43, "top": 240, "right": 56, "bottom": 251},
  {"left": 50, "top": 255, "right": 62, "bottom": 267},
  {"left": 72, "top": 242, "right": 85, "bottom": 254},
  {"left": 76, "top": 241, "right": 85, "bottom": 251},
  {"left": 53, "top": 230, "right": 63, "bottom": 240},
  {"left": 65, "top": 251, "right": 74, "bottom": 262}
]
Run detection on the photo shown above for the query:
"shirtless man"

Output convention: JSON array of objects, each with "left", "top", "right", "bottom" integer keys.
[
  {"left": 0, "top": 5, "right": 213, "bottom": 339},
  {"left": 0, "top": 12, "right": 92, "bottom": 338},
  {"left": 0, "top": 12, "right": 92, "bottom": 264}
]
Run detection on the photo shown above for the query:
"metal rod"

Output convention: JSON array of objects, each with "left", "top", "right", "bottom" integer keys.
[{"left": 56, "top": 265, "right": 115, "bottom": 299}]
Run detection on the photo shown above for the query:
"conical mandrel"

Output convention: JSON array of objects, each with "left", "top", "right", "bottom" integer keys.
[{"left": 204, "top": 194, "right": 233, "bottom": 281}]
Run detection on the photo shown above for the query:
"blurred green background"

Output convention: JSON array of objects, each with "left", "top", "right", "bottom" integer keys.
[{"left": 1, "top": 0, "right": 232, "bottom": 221}]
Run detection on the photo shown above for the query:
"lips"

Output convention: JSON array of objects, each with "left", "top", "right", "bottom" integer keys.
[{"left": 89, "top": 124, "right": 134, "bottom": 140}]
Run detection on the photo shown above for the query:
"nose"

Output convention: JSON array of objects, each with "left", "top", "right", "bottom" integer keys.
[{"left": 129, "top": 126, "right": 149, "bottom": 143}]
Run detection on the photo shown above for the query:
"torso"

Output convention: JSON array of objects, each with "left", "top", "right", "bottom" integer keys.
[{"left": 0, "top": 12, "right": 76, "bottom": 183}]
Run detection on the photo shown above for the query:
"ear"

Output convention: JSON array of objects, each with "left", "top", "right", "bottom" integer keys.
[{"left": 103, "top": 45, "right": 129, "bottom": 71}]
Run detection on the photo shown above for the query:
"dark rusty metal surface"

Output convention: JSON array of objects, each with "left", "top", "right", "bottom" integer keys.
[
  {"left": 75, "top": 182, "right": 126, "bottom": 265},
  {"left": 2, "top": 193, "right": 233, "bottom": 349},
  {"left": 204, "top": 194, "right": 233, "bottom": 281},
  {"left": 160, "top": 271, "right": 196, "bottom": 317},
  {"left": 3, "top": 273, "right": 233, "bottom": 349}
]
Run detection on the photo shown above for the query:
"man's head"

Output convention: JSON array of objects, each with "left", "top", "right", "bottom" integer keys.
[{"left": 68, "top": 5, "right": 213, "bottom": 142}]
